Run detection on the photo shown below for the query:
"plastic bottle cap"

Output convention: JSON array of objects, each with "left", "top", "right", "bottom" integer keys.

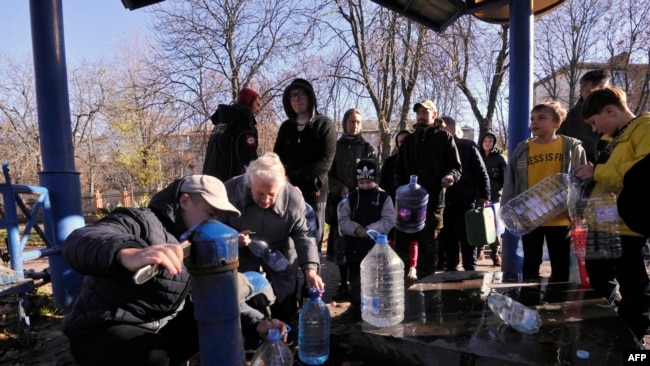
[{"left": 576, "top": 350, "right": 589, "bottom": 359}]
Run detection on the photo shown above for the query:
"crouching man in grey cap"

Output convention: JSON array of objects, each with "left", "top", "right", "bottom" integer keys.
[{"left": 62, "top": 175, "right": 286, "bottom": 366}]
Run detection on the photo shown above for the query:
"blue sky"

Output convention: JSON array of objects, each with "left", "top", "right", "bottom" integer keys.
[{"left": 1, "top": 0, "right": 154, "bottom": 62}]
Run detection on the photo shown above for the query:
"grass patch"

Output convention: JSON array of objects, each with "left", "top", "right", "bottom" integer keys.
[{"left": 0, "top": 224, "right": 47, "bottom": 248}]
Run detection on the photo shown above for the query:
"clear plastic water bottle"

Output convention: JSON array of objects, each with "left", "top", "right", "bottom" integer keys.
[
  {"left": 250, "top": 326, "right": 293, "bottom": 366},
  {"left": 248, "top": 240, "right": 292, "bottom": 276},
  {"left": 336, "top": 194, "right": 348, "bottom": 236},
  {"left": 487, "top": 292, "right": 541, "bottom": 334},
  {"left": 500, "top": 173, "right": 580, "bottom": 236},
  {"left": 360, "top": 233, "right": 405, "bottom": 327},
  {"left": 395, "top": 175, "right": 429, "bottom": 233},
  {"left": 298, "top": 288, "right": 330, "bottom": 365},
  {"left": 305, "top": 203, "right": 319, "bottom": 238},
  {"left": 574, "top": 192, "right": 621, "bottom": 260}
]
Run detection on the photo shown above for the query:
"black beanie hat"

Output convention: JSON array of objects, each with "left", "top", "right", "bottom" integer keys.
[{"left": 356, "top": 158, "right": 377, "bottom": 183}]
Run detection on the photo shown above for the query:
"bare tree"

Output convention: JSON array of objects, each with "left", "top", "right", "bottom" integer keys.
[
  {"left": 535, "top": 0, "right": 612, "bottom": 107},
  {"left": 68, "top": 60, "right": 113, "bottom": 195},
  {"left": 0, "top": 55, "right": 41, "bottom": 183},
  {"left": 603, "top": 0, "right": 650, "bottom": 114},
  {"left": 102, "top": 44, "right": 185, "bottom": 190},
  {"left": 430, "top": 17, "right": 509, "bottom": 141},
  {"left": 330, "top": 0, "right": 428, "bottom": 162}
]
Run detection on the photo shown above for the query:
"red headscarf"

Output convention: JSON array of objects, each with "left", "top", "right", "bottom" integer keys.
[{"left": 236, "top": 87, "right": 260, "bottom": 108}]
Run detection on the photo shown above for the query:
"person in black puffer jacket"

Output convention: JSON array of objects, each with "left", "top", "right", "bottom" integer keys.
[
  {"left": 62, "top": 175, "right": 286, "bottom": 366},
  {"left": 478, "top": 131, "right": 508, "bottom": 266},
  {"left": 439, "top": 117, "right": 491, "bottom": 272}
]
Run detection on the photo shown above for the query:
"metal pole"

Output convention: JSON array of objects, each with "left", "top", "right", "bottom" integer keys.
[
  {"left": 501, "top": 0, "right": 533, "bottom": 281},
  {"left": 29, "top": 0, "right": 85, "bottom": 309}
]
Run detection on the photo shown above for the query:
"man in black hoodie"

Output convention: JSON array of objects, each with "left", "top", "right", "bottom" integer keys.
[{"left": 274, "top": 79, "right": 337, "bottom": 251}]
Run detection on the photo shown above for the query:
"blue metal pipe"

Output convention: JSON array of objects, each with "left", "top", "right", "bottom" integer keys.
[
  {"left": 184, "top": 220, "right": 246, "bottom": 366},
  {"left": 29, "top": 0, "right": 85, "bottom": 308},
  {"left": 501, "top": 0, "right": 533, "bottom": 281}
]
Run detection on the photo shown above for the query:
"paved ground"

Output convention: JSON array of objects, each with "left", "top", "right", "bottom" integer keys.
[{"left": 0, "top": 245, "right": 547, "bottom": 366}]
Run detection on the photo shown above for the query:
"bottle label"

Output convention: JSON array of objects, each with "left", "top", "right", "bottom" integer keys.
[
  {"left": 397, "top": 206, "right": 427, "bottom": 225},
  {"left": 594, "top": 205, "right": 617, "bottom": 222}
]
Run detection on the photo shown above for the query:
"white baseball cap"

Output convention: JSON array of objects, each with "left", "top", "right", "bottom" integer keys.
[{"left": 180, "top": 175, "right": 240, "bottom": 217}]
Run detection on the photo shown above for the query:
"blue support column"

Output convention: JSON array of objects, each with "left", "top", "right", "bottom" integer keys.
[
  {"left": 501, "top": 0, "right": 533, "bottom": 282},
  {"left": 29, "top": 0, "right": 85, "bottom": 308}
]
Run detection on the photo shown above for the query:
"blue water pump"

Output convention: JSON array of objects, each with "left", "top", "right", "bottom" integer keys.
[{"left": 182, "top": 219, "right": 245, "bottom": 366}]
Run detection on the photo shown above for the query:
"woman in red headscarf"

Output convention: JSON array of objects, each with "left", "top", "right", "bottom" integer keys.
[{"left": 203, "top": 87, "right": 261, "bottom": 181}]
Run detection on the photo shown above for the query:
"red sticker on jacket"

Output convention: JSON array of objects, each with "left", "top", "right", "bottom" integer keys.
[{"left": 245, "top": 134, "right": 257, "bottom": 147}]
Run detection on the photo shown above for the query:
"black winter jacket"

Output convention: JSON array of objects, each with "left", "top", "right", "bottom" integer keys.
[
  {"left": 478, "top": 132, "right": 507, "bottom": 203},
  {"left": 203, "top": 103, "right": 259, "bottom": 181},
  {"left": 274, "top": 79, "right": 337, "bottom": 205},
  {"left": 394, "top": 122, "right": 462, "bottom": 213},
  {"left": 444, "top": 137, "right": 491, "bottom": 206}
]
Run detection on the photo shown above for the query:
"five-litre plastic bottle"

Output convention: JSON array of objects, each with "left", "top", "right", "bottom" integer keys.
[
  {"left": 394, "top": 175, "right": 429, "bottom": 233},
  {"left": 248, "top": 239, "right": 292, "bottom": 276},
  {"left": 575, "top": 192, "right": 622, "bottom": 260},
  {"left": 298, "top": 288, "right": 330, "bottom": 365},
  {"left": 250, "top": 326, "right": 294, "bottom": 366},
  {"left": 487, "top": 292, "right": 541, "bottom": 334},
  {"left": 336, "top": 194, "right": 349, "bottom": 236},
  {"left": 305, "top": 203, "right": 319, "bottom": 238},
  {"left": 500, "top": 173, "right": 580, "bottom": 236},
  {"left": 360, "top": 234, "right": 405, "bottom": 327}
]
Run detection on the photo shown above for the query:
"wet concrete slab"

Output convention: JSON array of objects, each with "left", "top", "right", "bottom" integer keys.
[{"left": 331, "top": 271, "right": 641, "bottom": 365}]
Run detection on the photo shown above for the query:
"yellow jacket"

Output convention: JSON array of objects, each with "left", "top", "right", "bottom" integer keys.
[{"left": 591, "top": 112, "right": 650, "bottom": 236}]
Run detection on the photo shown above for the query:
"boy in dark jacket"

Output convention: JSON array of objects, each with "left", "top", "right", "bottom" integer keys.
[
  {"left": 338, "top": 159, "right": 395, "bottom": 319},
  {"left": 62, "top": 175, "right": 285, "bottom": 366}
]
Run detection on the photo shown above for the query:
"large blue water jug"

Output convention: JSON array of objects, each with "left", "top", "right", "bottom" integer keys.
[{"left": 395, "top": 175, "right": 429, "bottom": 233}]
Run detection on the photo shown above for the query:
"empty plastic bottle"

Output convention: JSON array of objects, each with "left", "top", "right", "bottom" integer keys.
[
  {"left": 394, "top": 175, "right": 429, "bottom": 233},
  {"left": 250, "top": 325, "right": 293, "bottom": 366},
  {"left": 298, "top": 288, "right": 330, "bottom": 365},
  {"left": 572, "top": 192, "right": 621, "bottom": 260},
  {"left": 500, "top": 173, "right": 581, "bottom": 236},
  {"left": 487, "top": 292, "right": 541, "bottom": 334},
  {"left": 248, "top": 240, "right": 292, "bottom": 276},
  {"left": 360, "top": 233, "right": 405, "bottom": 327},
  {"left": 305, "top": 203, "right": 319, "bottom": 238}
]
